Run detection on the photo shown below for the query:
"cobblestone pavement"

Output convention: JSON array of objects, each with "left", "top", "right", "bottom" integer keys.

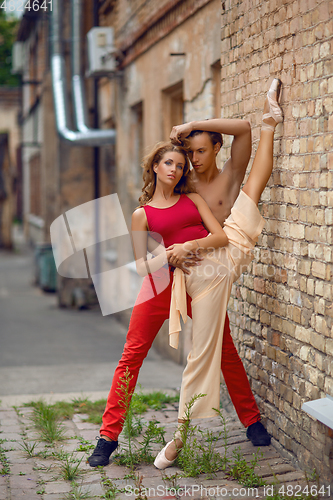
[{"left": 0, "top": 395, "right": 331, "bottom": 500}]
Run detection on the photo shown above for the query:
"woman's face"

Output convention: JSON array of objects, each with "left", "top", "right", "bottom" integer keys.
[{"left": 153, "top": 151, "right": 186, "bottom": 188}]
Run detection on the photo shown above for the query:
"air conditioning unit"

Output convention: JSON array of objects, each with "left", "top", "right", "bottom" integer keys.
[
  {"left": 11, "top": 42, "right": 25, "bottom": 75},
  {"left": 86, "top": 27, "right": 117, "bottom": 77}
]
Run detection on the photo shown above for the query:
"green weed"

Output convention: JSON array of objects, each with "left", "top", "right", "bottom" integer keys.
[
  {"left": 58, "top": 453, "right": 83, "bottom": 481},
  {"left": 101, "top": 476, "right": 124, "bottom": 499},
  {"left": 75, "top": 438, "right": 95, "bottom": 453},
  {"left": 131, "top": 389, "right": 179, "bottom": 413},
  {"left": 64, "top": 481, "right": 92, "bottom": 499},
  {"left": 23, "top": 390, "right": 178, "bottom": 427},
  {"left": 122, "top": 414, "right": 143, "bottom": 438},
  {"left": 136, "top": 419, "right": 166, "bottom": 463},
  {"left": 19, "top": 439, "right": 38, "bottom": 457},
  {"left": 117, "top": 367, "right": 135, "bottom": 467},
  {"left": 29, "top": 401, "right": 66, "bottom": 443},
  {"left": 198, "top": 429, "right": 224, "bottom": 476},
  {"left": 176, "top": 394, "right": 224, "bottom": 477},
  {"left": 133, "top": 473, "right": 148, "bottom": 500},
  {"left": 112, "top": 369, "right": 167, "bottom": 468},
  {"left": 162, "top": 472, "right": 182, "bottom": 499},
  {"left": 214, "top": 407, "right": 230, "bottom": 470},
  {"left": 227, "top": 446, "right": 265, "bottom": 487}
]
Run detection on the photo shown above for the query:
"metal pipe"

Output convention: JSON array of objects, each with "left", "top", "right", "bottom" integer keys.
[
  {"left": 72, "top": 0, "right": 89, "bottom": 132},
  {"left": 51, "top": 0, "right": 116, "bottom": 146}
]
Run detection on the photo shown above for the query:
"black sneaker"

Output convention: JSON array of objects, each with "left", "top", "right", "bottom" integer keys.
[
  {"left": 88, "top": 437, "right": 118, "bottom": 467},
  {"left": 246, "top": 421, "right": 271, "bottom": 446}
]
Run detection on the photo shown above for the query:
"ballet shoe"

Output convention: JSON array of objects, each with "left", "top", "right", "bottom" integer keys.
[
  {"left": 262, "top": 78, "right": 283, "bottom": 131},
  {"left": 154, "top": 439, "right": 182, "bottom": 470}
]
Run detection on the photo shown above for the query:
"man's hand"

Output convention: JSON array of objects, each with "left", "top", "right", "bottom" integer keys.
[
  {"left": 170, "top": 123, "right": 193, "bottom": 145},
  {"left": 166, "top": 243, "right": 203, "bottom": 275}
]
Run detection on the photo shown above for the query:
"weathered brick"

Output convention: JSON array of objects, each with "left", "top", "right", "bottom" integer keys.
[
  {"left": 298, "top": 259, "right": 311, "bottom": 275},
  {"left": 324, "top": 376, "right": 333, "bottom": 395},
  {"left": 295, "top": 325, "right": 311, "bottom": 343},
  {"left": 326, "top": 339, "right": 333, "bottom": 357},
  {"left": 310, "top": 331, "right": 326, "bottom": 352},
  {"left": 299, "top": 345, "right": 310, "bottom": 361},
  {"left": 311, "top": 261, "right": 330, "bottom": 280},
  {"left": 314, "top": 315, "right": 329, "bottom": 336},
  {"left": 276, "top": 350, "right": 290, "bottom": 367}
]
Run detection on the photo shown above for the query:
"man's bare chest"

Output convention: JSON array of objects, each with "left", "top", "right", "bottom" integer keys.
[{"left": 196, "top": 183, "right": 232, "bottom": 226}]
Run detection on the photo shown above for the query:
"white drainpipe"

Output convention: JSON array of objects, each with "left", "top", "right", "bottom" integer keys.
[{"left": 51, "top": 0, "right": 116, "bottom": 146}]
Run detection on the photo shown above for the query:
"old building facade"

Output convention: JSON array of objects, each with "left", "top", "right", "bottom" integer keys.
[{"left": 15, "top": 0, "right": 333, "bottom": 485}]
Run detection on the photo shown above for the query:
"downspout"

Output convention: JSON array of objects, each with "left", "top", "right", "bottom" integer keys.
[
  {"left": 71, "top": 0, "right": 89, "bottom": 133},
  {"left": 51, "top": 0, "right": 116, "bottom": 146}
]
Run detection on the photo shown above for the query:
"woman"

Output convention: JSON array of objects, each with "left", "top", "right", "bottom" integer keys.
[
  {"left": 88, "top": 78, "right": 283, "bottom": 468},
  {"left": 88, "top": 141, "right": 228, "bottom": 467}
]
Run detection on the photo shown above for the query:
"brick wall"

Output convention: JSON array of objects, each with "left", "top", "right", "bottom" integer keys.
[{"left": 220, "top": 0, "right": 333, "bottom": 485}]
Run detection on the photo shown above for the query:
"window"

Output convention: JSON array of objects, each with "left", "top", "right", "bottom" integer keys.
[{"left": 162, "top": 81, "right": 184, "bottom": 140}]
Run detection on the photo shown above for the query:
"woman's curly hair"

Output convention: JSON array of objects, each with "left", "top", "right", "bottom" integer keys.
[{"left": 139, "top": 141, "right": 195, "bottom": 206}]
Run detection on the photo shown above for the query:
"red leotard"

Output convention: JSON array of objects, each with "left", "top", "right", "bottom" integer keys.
[{"left": 143, "top": 194, "right": 208, "bottom": 248}]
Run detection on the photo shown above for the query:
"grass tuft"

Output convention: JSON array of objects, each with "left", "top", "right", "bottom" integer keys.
[
  {"left": 58, "top": 453, "right": 83, "bottom": 481},
  {"left": 28, "top": 400, "right": 66, "bottom": 443},
  {"left": 19, "top": 439, "right": 38, "bottom": 457}
]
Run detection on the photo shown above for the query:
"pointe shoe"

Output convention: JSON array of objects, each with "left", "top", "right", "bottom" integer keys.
[
  {"left": 154, "top": 441, "right": 179, "bottom": 470},
  {"left": 262, "top": 78, "right": 283, "bottom": 131}
]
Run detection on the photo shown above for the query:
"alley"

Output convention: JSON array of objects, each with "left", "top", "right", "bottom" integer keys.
[{"left": 0, "top": 246, "right": 184, "bottom": 400}]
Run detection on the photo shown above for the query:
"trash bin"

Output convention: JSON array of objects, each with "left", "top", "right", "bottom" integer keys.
[{"left": 34, "top": 243, "right": 57, "bottom": 292}]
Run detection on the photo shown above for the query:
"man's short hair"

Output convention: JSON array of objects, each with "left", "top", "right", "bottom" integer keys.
[{"left": 187, "top": 129, "right": 223, "bottom": 148}]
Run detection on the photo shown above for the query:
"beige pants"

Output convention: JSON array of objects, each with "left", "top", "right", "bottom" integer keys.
[{"left": 174, "top": 190, "right": 266, "bottom": 420}]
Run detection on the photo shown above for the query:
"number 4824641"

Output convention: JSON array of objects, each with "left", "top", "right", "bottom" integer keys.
[
  {"left": 0, "top": 0, "right": 52, "bottom": 12},
  {"left": 278, "top": 484, "right": 330, "bottom": 497}
]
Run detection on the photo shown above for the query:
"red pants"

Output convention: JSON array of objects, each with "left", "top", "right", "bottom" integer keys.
[{"left": 100, "top": 273, "right": 260, "bottom": 441}]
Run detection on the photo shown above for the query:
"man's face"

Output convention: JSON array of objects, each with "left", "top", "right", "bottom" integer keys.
[{"left": 188, "top": 133, "right": 219, "bottom": 174}]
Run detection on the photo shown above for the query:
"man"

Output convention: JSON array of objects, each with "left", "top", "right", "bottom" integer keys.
[{"left": 169, "top": 118, "right": 271, "bottom": 447}]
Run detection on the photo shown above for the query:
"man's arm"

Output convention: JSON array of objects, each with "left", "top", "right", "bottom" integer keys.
[{"left": 170, "top": 118, "right": 252, "bottom": 186}]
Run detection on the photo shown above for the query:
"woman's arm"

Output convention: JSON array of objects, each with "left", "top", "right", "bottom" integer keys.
[
  {"left": 166, "top": 193, "right": 228, "bottom": 265},
  {"left": 131, "top": 208, "right": 169, "bottom": 277}
]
